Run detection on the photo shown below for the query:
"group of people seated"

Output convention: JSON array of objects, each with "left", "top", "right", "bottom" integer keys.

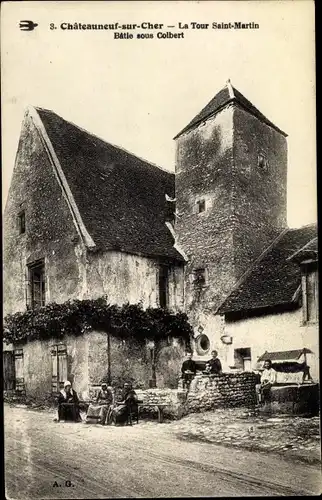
[
  {"left": 57, "top": 380, "right": 138, "bottom": 425},
  {"left": 181, "top": 350, "right": 222, "bottom": 388}
]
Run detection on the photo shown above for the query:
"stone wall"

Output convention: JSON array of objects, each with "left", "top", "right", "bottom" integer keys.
[
  {"left": 3, "top": 109, "right": 87, "bottom": 317},
  {"left": 174, "top": 99, "right": 287, "bottom": 330},
  {"left": 224, "top": 308, "right": 319, "bottom": 381},
  {"left": 186, "top": 373, "right": 257, "bottom": 413},
  {"left": 86, "top": 251, "right": 184, "bottom": 312},
  {"left": 135, "top": 388, "right": 186, "bottom": 419},
  {"left": 134, "top": 372, "right": 257, "bottom": 419}
]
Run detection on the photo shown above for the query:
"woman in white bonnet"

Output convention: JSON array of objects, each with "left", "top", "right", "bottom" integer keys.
[{"left": 57, "top": 380, "right": 81, "bottom": 422}]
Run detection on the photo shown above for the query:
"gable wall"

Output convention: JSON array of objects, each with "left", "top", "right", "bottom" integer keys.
[{"left": 3, "top": 110, "right": 87, "bottom": 316}]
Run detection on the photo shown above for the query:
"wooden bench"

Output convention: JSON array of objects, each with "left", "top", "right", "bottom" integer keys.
[{"left": 137, "top": 402, "right": 168, "bottom": 423}]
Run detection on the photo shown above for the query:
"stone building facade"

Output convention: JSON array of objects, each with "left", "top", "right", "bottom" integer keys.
[{"left": 3, "top": 81, "right": 318, "bottom": 398}]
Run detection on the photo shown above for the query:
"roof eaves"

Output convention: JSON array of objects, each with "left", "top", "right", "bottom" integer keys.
[
  {"left": 222, "top": 298, "right": 300, "bottom": 316},
  {"left": 28, "top": 106, "right": 96, "bottom": 250},
  {"left": 233, "top": 101, "right": 288, "bottom": 137},
  {"left": 287, "top": 237, "right": 318, "bottom": 261}
]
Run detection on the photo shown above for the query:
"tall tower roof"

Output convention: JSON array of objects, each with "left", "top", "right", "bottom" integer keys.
[{"left": 173, "top": 80, "right": 287, "bottom": 139}]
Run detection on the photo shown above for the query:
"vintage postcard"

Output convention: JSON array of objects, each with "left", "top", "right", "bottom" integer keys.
[{"left": 2, "top": 0, "right": 319, "bottom": 498}]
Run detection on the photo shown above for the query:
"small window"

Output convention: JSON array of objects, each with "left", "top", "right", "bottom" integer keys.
[
  {"left": 17, "top": 211, "right": 26, "bottom": 234},
  {"left": 258, "top": 153, "right": 269, "bottom": 171},
  {"left": 159, "top": 264, "right": 169, "bottom": 309},
  {"left": 195, "top": 334, "right": 210, "bottom": 355},
  {"left": 234, "top": 348, "right": 252, "bottom": 371},
  {"left": 196, "top": 199, "right": 206, "bottom": 214},
  {"left": 193, "top": 268, "right": 207, "bottom": 288}
]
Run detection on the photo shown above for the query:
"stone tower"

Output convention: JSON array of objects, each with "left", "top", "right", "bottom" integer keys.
[{"left": 174, "top": 81, "right": 288, "bottom": 331}]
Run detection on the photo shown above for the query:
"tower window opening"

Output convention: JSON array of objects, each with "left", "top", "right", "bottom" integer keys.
[{"left": 196, "top": 199, "right": 206, "bottom": 214}]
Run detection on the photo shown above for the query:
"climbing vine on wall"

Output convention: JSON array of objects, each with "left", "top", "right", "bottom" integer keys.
[{"left": 3, "top": 297, "right": 194, "bottom": 345}]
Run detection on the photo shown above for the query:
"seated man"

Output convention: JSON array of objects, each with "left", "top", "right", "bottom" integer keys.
[
  {"left": 86, "top": 383, "right": 114, "bottom": 425},
  {"left": 57, "top": 381, "right": 82, "bottom": 422},
  {"left": 181, "top": 352, "right": 196, "bottom": 389},
  {"left": 255, "top": 359, "right": 276, "bottom": 404},
  {"left": 111, "top": 383, "right": 138, "bottom": 425},
  {"left": 207, "top": 350, "right": 222, "bottom": 375}
]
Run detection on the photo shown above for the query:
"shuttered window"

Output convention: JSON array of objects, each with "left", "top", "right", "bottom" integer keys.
[
  {"left": 14, "top": 349, "right": 25, "bottom": 392},
  {"left": 26, "top": 260, "right": 46, "bottom": 309},
  {"left": 51, "top": 344, "right": 68, "bottom": 393}
]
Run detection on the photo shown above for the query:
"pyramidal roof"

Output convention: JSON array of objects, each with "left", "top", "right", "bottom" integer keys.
[{"left": 174, "top": 80, "right": 287, "bottom": 139}]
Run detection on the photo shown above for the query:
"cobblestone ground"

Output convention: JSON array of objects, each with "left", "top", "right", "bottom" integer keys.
[{"left": 161, "top": 407, "right": 321, "bottom": 465}]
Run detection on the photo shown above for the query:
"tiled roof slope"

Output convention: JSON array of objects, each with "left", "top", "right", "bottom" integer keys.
[
  {"left": 218, "top": 224, "right": 317, "bottom": 314},
  {"left": 288, "top": 237, "right": 318, "bottom": 262},
  {"left": 36, "top": 108, "right": 183, "bottom": 261},
  {"left": 174, "top": 83, "right": 287, "bottom": 139}
]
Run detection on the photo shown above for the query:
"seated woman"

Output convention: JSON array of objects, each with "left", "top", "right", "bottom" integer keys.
[
  {"left": 58, "top": 381, "right": 82, "bottom": 422},
  {"left": 111, "top": 382, "right": 138, "bottom": 425},
  {"left": 86, "top": 383, "right": 114, "bottom": 425}
]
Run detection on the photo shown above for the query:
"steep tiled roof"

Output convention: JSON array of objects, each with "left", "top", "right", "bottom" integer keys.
[
  {"left": 36, "top": 108, "right": 183, "bottom": 261},
  {"left": 174, "top": 82, "right": 287, "bottom": 139},
  {"left": 219, "top": 224, "right": 317, "bottom": 314}
]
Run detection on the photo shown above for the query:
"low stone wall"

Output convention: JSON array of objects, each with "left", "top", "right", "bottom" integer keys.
[
  {"left": 135, "top": 388, "right": 186, "bottom": 419},
  {"left": 135, "top": 373, "right": 257, "bottom": 419},
  {"left": 186, "top": 373, "right": 257, "bottom": 413}
]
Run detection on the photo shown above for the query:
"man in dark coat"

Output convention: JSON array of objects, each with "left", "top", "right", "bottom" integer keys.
[
  {"left": 207, "top": 350, "right": 222, "bottom": 375},
  {"left": 181, "top": 352, "right": 196, "bottom": 388}
]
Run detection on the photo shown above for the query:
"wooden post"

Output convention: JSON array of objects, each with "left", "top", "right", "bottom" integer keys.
[{"left": 107, "top": 333, "right": 111, "bottom": 384}]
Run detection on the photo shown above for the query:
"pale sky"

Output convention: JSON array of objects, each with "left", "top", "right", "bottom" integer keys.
[{"left": 2, "top": 0, "right": 316, "bottom": 227}]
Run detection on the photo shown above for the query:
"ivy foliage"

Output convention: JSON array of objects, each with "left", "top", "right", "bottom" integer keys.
[{"left": 3, "top": 297, "right": 194, "bottom": 345}]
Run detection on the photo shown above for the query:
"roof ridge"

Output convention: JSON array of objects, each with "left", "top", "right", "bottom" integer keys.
[
  {"left": 215, "top": 227, "right": 289, "bottom": 314},
  {"left": 35, "top": 106, "right": 173, "bottom": 176}
]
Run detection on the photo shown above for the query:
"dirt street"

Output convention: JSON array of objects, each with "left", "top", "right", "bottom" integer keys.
[{"left": 4, "top": 405, "right": 321, "bottom": 498}]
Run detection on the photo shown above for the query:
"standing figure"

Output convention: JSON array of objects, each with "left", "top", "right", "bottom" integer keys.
[
  {"left": 57, "top": 381, "right": 82, "bottom": 422},
  {"left": 207, "top": 350, "right": 222, "bottom": 375},
  {"left": 181, "top": 352, "right": 196, "bottom": 389},
  {"left": 86, "top": 383, "right": 114, "bottom": 425},
  {"left": 255, "top": 359, "right": 276, "bottom": 404}
]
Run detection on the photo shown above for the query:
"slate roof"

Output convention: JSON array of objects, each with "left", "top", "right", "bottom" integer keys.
[
  {"left": 218, "top": 224, "right": 318, "bottom": 314},
  {"left": 174, "top": 82, "right": 287, "bottom": 139},
  {"left": 288, "top": 237, "right": 318, "bottom": 263},
  {"left": 257, "top": 349, "right": 313, "bottom": 362},
  {"left": 36, "top": 108, "right": 183, "bottom": 261}
]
